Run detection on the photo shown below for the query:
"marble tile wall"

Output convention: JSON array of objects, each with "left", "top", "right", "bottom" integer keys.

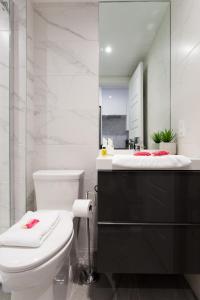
[
  {"left": 171, "top": 0, "right": 200, "bottom": 157},
  {"left": 27, "top": 2, "right": 99, "bottom": 260},
  {"left": 171, "top": 0, "right": 200, "bottom": 298},
  {"left": 0, "top": 1, "right": 10, "bottom": 233},
  {"left": 33, "top": 2, "right": 98, "bottom": 190},
  {"left": 26, "top": 0, "right": 36, "bottom": 211},
  {"left": 11, "top": 0, "right": 27, "bottom": 222}
]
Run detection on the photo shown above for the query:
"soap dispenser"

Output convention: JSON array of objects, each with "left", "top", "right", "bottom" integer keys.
[
  {"left": 107, "top": 138, "right": 114, "bottom": 156},
  {"left": 101, "top": 146, "right": 107, "bottom": 156}
]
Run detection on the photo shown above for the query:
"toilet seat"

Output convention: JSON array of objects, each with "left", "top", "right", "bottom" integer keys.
[{"left": 0, "top": 210, "right": 73, "bottom": 273}]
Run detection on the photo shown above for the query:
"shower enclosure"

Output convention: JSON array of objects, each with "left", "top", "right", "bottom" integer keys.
[{"left": 0, "top": 0, "right": 12, "bottom": 233}]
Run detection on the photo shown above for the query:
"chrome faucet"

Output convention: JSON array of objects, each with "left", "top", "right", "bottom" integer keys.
[{"left": 128, "top": 139, "right": 135, "bottom": 149}]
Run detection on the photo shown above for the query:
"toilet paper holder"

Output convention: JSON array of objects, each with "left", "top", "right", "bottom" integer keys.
[
  {"left": 78, "top": 189, "right": 98, "bottom": 285},
  {"left": 84, "top": 190, "right": 97, "bottom": 284}
]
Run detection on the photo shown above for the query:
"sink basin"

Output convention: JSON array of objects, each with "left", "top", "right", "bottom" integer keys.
[
  {"left": 112, "top": 154, "right": 192, "bottom": 170},
  {"left": 96, "top": 151, "right": 199, "bottom": 170}
]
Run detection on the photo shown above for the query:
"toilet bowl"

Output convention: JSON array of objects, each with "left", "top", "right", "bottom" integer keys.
[{"left": 0, "top": 170, "right": 84, "bottom": 300}]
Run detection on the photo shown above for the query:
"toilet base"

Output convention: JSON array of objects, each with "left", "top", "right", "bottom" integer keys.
[
  {"left": 11, "top": 282, "right": 54, "bottom": 300},
  {"left": 1, "top": 231, "right": 74, "bottom": 300}
]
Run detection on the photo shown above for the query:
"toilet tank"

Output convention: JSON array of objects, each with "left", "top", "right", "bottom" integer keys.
[{"left": 33, "top": 170, "right": 84, "bottom": 211}]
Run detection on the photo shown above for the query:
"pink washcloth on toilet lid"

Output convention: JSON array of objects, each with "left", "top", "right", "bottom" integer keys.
[{"left": 0, "top": 211, "right": 60, "bottom": 248}]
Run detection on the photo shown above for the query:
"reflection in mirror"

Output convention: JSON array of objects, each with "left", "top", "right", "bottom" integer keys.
[{"left": 99, "top": 1, "right": 171, "bottom": 149}]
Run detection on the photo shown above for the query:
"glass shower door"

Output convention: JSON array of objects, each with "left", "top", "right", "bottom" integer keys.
[{"left": 0, "top": 0, "right": 11, "bottom": 233}]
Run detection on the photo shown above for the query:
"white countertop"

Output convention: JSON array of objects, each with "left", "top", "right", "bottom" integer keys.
[{"left": 96, "top": 150, "right": 200, "bottom": 170}]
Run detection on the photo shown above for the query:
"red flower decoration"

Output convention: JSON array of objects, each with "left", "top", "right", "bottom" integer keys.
[
  {"left": 134, "top": 151, "right": 151, "bottom": 156},
  {"left": 152, "top": 150, "right": 170, "bottom": 156}
]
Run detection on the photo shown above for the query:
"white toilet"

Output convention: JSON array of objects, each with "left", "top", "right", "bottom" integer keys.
[{"left": 0, "top": 170, "right": 84, "bottom": 300}]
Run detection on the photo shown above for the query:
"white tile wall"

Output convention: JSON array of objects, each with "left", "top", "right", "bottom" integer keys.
[
  {"left": 171, "top": 0, "right": 200, "bottom": 298},
  {"left": 26, "top": 0, "right": 36, "bottom": 212},
  {"left": 171, "top": 0, "right": 200, "bottom": 158},
  {"left": 24, "top": 2, "right": 99, "bottom": 258},
  {"left": 32, "top": 3, "right": 99, "bottom": 196},
  {"left": 10, "top": 0, "right": 99, "bottom": 259},
  {"left": 0, "top": 4, "right": 10, "bottom": 231},
  {"left": 12, "top": 0, "right": 27, "bottom": 221}
]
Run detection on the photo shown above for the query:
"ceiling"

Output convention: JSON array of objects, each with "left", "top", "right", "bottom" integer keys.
[{"left": 99, "top": 2, "right": 170, "bottom": 77}]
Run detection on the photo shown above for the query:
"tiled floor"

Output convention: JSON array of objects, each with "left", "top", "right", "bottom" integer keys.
[
  {"left": 69, "top": 274, "right": 198, "bottom": 300},
  {"left": 0, "top": 274, "right": 198, "bottom": 300}
]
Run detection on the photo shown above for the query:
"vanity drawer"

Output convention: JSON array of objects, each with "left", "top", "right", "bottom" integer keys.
[
  {"left": 97, "top": 224, "right": 200, "bottom": 274},
  {"left": 98, "top": 171, "right": 200, "bottom": 223}
]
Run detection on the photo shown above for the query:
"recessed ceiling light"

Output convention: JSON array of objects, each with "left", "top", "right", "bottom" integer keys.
[
  {"left": 105, "top": 46, "right": 112, "bottom": 54},
  {"left": 108, "top": 95, "right": 112, "bottom": 99}
]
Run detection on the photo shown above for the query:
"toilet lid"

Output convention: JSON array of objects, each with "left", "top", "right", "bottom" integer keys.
[{"left": 0, "top": 211, "right": 73, "bottom": 273}]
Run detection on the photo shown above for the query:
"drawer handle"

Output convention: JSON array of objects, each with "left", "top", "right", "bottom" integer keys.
[{"left": 98, "top": 222, "right": 199, "bottom": 226}]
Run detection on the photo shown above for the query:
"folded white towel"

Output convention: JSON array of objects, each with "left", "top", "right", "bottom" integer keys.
[
  {"left": 0, "top": 211, "right": 60, "bottom": 248},
  {"left": 112, "top": 155, "right": 191, "bottom": 169}
]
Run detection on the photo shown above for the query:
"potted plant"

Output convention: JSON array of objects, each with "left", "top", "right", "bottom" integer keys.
[
  {"left": 160, "top": 129, "right": 176, "bottom": 154},
  {"left": 151, "top": 131, "right": 162, "bottom": 149}
]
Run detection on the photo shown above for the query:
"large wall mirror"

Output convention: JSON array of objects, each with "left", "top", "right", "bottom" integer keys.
[{"left": 99, "top": 1, "right": 171, "bottom": 149}]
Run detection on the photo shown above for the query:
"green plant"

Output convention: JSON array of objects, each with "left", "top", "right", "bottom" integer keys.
[
  {"left": 160, "top": 129, "right": 176, "bottom": 143},
  {"left": 151, "top": 131, "right": 162, "bottom": 143}
]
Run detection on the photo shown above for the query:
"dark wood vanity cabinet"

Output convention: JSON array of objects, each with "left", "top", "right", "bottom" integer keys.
[{"left": 97, "top": 170, "right": 200, "bottom": 274}]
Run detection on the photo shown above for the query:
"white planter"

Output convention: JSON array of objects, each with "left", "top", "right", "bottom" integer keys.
[
  {"left": 151, "top": 142, "right": 160, "bottom": 150},
  {"left": 159, "top": 142, "right": 176, "bottom": 155}
]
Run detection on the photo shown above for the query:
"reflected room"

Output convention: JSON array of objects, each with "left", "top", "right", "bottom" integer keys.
[{"left": 99, "top": 2, "right": 171, "bottom": 149}]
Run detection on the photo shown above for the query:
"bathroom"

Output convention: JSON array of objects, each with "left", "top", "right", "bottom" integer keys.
[{"left": 0, "top": 0, "right": 200, "bottom": 299}]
